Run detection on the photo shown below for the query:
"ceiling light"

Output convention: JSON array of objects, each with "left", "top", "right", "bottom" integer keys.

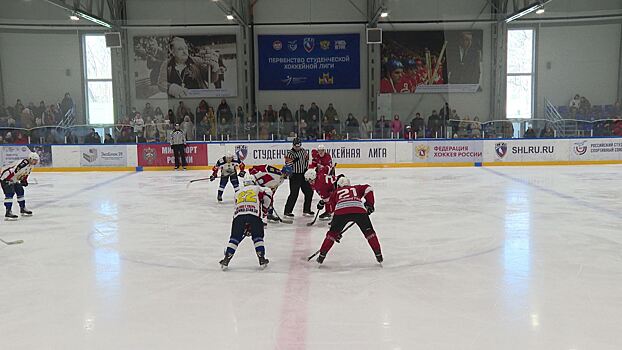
[
  {"left": 69, "top": 14, "right": 80, "bottom": 21},
  {"left": 380, "top": 12, "right": 388, "bottom": 18},
  {"left": 226, "top": 14, "right": 234, "bottom": 20},
  {"left": 535, "top": 8, "right": 545, "bottom": 14},
  {"left": 505, "top": 3, "right": 542, "bottom": 23}
]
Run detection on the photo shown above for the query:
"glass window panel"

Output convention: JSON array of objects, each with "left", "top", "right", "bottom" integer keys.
[
  {"left": 84, "top": 35, "right": 112, "bottom": 79},
  {"left": 506, "top": 76, "right": 532, "bottom": 119},
  {"left": 507, "top": 30, "right": 533, "bottom": 74},
  {"left": 87, "top": 81, "right": 114, "bottom": 124}
]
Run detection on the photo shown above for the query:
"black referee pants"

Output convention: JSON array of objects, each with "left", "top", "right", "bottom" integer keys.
[{"left": 284, "top": 173, "right": 313, "bottom": 214}]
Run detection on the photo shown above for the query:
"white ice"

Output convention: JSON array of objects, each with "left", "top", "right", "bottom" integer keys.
[{"left": 1, "top": 166, "right": 622, "bottom": 350}]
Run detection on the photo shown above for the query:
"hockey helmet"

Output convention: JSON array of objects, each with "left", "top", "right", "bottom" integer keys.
[
  {"left": 292, "top": 137, "right": 302, "bottom": 147},
  {"left": 317, "top": 144, "right": 326, "bottom": 154},
  {"left": 385, "top": 59, "right": 404, "bottom": 72},
  {"left": 28, "top": 152, "right": 40, "bottom": 164},
  {"left": 242, "top": 173, "right": 256, "bottom": 186},
  {"left": 225, "top": 151, "right": 234, "bottom": 161},
  {"left": 336, "top": 176, "right": 350, "bottom": 188},
  {"left": 304, "top": 169, "right": 317, "bottom": 183}
]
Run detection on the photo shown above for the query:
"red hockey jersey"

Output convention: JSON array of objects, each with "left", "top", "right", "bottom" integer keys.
[
  {"left": 310, "top": 149, "right": 333, "bottom": 173},
  {"left": 312, "top": 172, "right": 336, "bottom": 201},
  {"left": 326, "top": 184, "right": 374, "bottom": 215}
]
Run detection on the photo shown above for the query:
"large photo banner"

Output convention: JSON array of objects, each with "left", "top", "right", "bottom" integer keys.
[
  {"left": 133, "top": 34, "right": 238, "bottom": 99},
  {"left": 0, "top": 145, "right": 53, "bottom": 167},
  {"left": 381, "top": 30, "right": 483, "bottom": 94},
  {"left": 258, "top": 33, "right": 360, "bottom": 90},
  {"left": 137, "top": 143, "right": 208, "bottom": 167}
]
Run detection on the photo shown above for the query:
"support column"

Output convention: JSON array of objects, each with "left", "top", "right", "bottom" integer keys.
[
  {"left": 491, "top": 1, "right": 508, "bottom": 120},
  {"left": 618, "top": 23, "right": 622, "bottom": 100}
]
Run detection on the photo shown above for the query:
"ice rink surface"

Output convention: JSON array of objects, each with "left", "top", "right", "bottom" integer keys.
[{"left": 1, "top": 166, "right": 622, "bottom": 350}]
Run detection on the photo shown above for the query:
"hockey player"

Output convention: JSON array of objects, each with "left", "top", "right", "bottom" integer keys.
[
  {"left": 314, "top": 176, "right": 383, "bottom": 265},
  {"left": 210, "top": 151, "right": 245, "bottom": 202},
  {"left": 0, "top": 152, "right": 39, "bottom": 220},
  {"left": 309, "top": 144, "right": 334, "bottom": 175},
  {"left": 248, "top": 164, "right": 293, "bottom": 223},
  {"left": 219, "top": 174, "right": 273, "bottom": 270},
  {"left": 304, "top": 167, "right": 336, "bottom": 221},
  {"left": 380, "top": 60, "right": 414, "bottom": 94}
]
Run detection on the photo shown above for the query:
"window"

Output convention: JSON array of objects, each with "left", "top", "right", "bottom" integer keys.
[
  {"left": 83, "top": 35, "right": 113, "bottom": 124},
  {"left": 506, "top": 29, "right": 534, "bottom": 119}
]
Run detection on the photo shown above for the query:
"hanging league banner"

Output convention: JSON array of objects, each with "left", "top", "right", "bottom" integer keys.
[{"left": 258, "top": 34, "right": 360, "bottom": 90}]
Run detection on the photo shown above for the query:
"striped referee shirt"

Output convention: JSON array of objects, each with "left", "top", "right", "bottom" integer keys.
[{"left": 285, "top": 147, "right": 309, "bottom": 174}]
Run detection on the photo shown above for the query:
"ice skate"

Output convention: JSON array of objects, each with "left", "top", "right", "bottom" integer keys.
[
  {"left": 219, "top": 253, "right": 233, "bottom": 270},
  {"left": 4, "top": 210, "right": 18, "bottom": 221},
  {"left": 303, "top": 211, "right": 315, "bottom": 217},
  {"left": 375, "top": 252, "right": 383, "bottom": 264},
  {"left": 319, "top": 212, "right": 331, "bottom": 220},
  {"left": 20, "top": 208, "right": 33, "bottom": 216},
  {"left": 257, "top": 252, "right": 269, "bottom": 268},
  {"left": 316, "top": 253, "right": 326, "bottom": 264}
]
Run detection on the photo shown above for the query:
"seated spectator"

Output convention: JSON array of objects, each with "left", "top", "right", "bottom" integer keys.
[
  {"left": 143, "top": 102, "right": 154, "bottom": 118},
  {"left": 298, "top": 118, "right": 308, "bottom": 139},
  {"left": 540, "top": 124, "right": 555, "bottom": 138},
  {"left": 472, "top": 116, "right": 482, "bottom": 138},
  {"left": 243, "top": 115, "right": 257, "bottom": 138},
  {"left": 181, "top": 115, "right": 195, "bottom": 140},
  {"left": 206, "top": 107, "right": 216, "bottom": 137},
  {"left": 359, "top": 116, "right": 373, "bottom": 138},
  {"left": 569, "top": 94, "right": 581, "bottom": 113},
  {"left": 84, "top": 128, "right": 100, "bottom": 144},
  {"left": 279, "top": 103, "right": 294, "bottom": 135},
  {"left": 5, "top": 131, "right": 14, "bottom": 143},
  {"left": 104, "top": 133, "right": 115, "bottom": 144},
  {"left": 132, "top": 113, "right": 145, "bottom": 137},
  {"left": 427, "top": 110, "right": 442, "bottom": 137},
  {"left": 0, "top": 135, "right": 4, "bottom": 144},
  {"left": 524, "top": 126, "right": 537, "bottom": 138},
  {"left": 307, "top": 114, "right": 320, "bottom": 139},
  {"left": 502, "top": 121, "right": 514, "bottom": 138},
  {"left": 308, "top": 102, "right": 322, "bottom": 121},
  {"left": 236, "top": 106, "right": 245, "bottom": 132},
  {"left": 390, "top": 114, "right": 403, "bottom": 138},
  {"left": 612, "top": 117, "right": 622, "bottom": 137},
  {"left": 579, "top": 96, "right": 591, "bottom": 115},
  {"left": 21, "top": 108, "right": 35, "bottom": 129},
  {"left": 197, "top": 115, "right": 211, "bottom": 140},
  {"left": 176, "top": 101, "right": 192, "bottom": 123},
  {"left": 324, "top": 103, "right": 338, "bottom": 122},
  {"left": 35, "top": 101, "right": 46, "bottom": 119},
  {"left": 144, "top": 117, "right": 158, "bottom": 142},
  {"left": 167, "top": 109, "right": 176, "bottom": 125},
  {"left": 14, "top": 131, "right": 28, "bottom": 144},
  {"left": 404, "top": 125, "right": 413, "bottom": 139},
  {"left": 295, "top": 104, "right": 307, "bottom": 126},
  {"left": 410, "top": 113, "right": 425, "bottom": 138},
  {"left": 345, "top": 113, "right": 359, "bottom": 138},
  {"left": 15, "top": 99, "right": 25, "bottom": 114},
  {"left": 457, "top": 116, "right": 472, "bottom": 138}
]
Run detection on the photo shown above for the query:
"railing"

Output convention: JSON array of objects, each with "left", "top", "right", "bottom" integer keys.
[
  {"left": 1, "top": 117, "right": 621, "bottom": 144},
  {"left": 544, "top": 98, "right": 565, "bottom": 137}
]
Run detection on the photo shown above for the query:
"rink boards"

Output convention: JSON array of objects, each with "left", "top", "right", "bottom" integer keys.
[{"left": 2, "top": 137, "right": 622, "bottom": 171}]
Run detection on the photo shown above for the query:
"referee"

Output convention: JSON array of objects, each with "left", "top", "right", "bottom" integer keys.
[{"left": 284, "top": 138, "right": 314, "bottom": 217}]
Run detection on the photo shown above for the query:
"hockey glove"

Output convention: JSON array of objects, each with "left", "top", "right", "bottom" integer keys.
[
  {"left": 365, "top": 203, "right": 374, "bottom": 215},
  {"left": 209, "top": 175, "right": 216, "bottom": 181},
  {"left": 317, "top": 200, "right": 325, "bottom": 210},
  {"left": 237, "top": 171, "right": 246, "bottom": 177},
  {"left": 20, "top": 180, "right": 28, "bottom": 187}
]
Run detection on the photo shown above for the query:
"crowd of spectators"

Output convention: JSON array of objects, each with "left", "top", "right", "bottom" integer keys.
[
  {"left": 2, "top": 93, "right": 622, "bottom": 144},
  {"left": 0, "top": 92, "right": 75, "bottom": 144}
]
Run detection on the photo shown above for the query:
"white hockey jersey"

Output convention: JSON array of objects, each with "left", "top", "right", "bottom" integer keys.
[
  {"left": 0, "top": 159, "right": 34, "bottom": 184},
  {"left": 233, "top": 184, "right": 273, "bottom": 219}
]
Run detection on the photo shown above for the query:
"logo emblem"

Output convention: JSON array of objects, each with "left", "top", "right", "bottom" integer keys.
[
  {"left": 281, "top": 76, "right": 308, "bottom": 86},
  {"left": 320, "top": 40, "right": 330, "bottom": 50},
  {"left": 272, "top": 40, "right": 282, "bottom": 51},
  {"left": 415, "top": 145, "right": 429, "bottom": 160},
  {"left": 574, "top": 141, "right": 588, "bottom": 156},
  {"left": 495, "top": 142, "right": 507, "bottom": 158},
  {"left": 82, "top": 148, "right": 98, "bottom": 163},
  {"left": 288, "top": 40, "right": 297, "bottom": 51},
  {"left": 236, "top": 145, "right": 248, "bottom": 161},
  {"left": 318, "top": 72, "right": 334, "bottom": 85},
  {"left": 143, "top": 147, "right": 156, "bottom": 165},
  {"left": 334, "top": 40, "right": 347, "bottom": 50},
  {"left": 303, "top": 38, "right": 315, "bottom": 53}
]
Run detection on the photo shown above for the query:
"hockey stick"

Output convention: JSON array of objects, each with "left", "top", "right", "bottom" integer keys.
[
  {"left": 306, "top": 210, "right": 321, "bottom": 226},
  {"left": 305, "top": 221, "right": 355, "bottom": 261},
  {"left": 0, "top": 238, "right": 24, "bottom": 245},
  {"left": 186, "top": 176, "right": 222, "bottom": 189}
]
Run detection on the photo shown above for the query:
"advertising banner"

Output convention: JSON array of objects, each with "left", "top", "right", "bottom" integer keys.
[
  {"left": 381, "top": 30, "right": 483, "bottom": 93},
  {"left": 0, "top": 145, "right": 53, "bottom": 167},
  {"left": 133, "top": 34, "right": 238, "bottom": 99},
  {"left": 80, "top": 146, "right": 128, "bottom": 167},
  {"left": 258, "top": 33, "right": 360, "bottom": 90},
  {"left": 484, "top": 139, "right": 568, "bottom": 162},
  {"left": 568, "top": 138, "right": 622, "bottom": 161},
  {"left": 227, "top": 141, "right": 393, "bottom": 166},
  {"left": 412, "top": 141, "right": 483, "bottom": 163},
  {"left": 137, "top": 143, "right": 208, "bottom": 167}
]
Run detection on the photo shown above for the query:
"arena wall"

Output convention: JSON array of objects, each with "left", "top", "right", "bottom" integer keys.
[{"left": 3, "top": 137, "right": 622, "bottom": 172}]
